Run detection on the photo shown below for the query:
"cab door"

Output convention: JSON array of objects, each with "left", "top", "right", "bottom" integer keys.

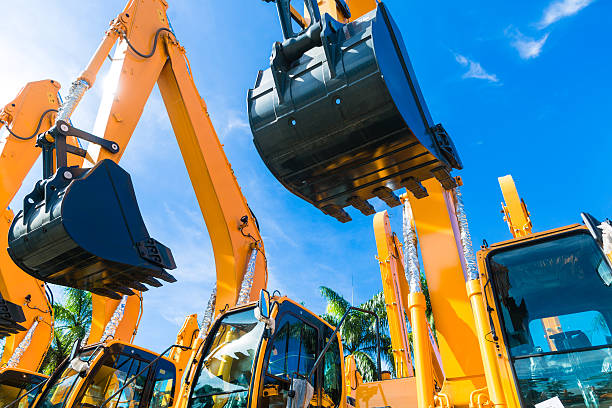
[{"left": 259, "top": 312, "right": 319, "bottom": 408}]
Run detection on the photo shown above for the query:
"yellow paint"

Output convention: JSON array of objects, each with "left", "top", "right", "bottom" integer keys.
[
  {"left": 408, "top": 179, "right": 486, "bottom": 407},
  {"left": 498, "top": 175, "right": 532, "bottom": 238},
  {"left": 373, "top": 211, "right": 413, "bottom": 378}
]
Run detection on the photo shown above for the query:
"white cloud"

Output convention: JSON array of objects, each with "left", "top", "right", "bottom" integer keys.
[
  {"left": 455, "top": 54, "right": 500, "bottom": 83},
  {"left": 507, "top": 29, "right": 550, "bottom": 59},
  {"left": 538, "top": 0, "right": 595, "bottom": 28}
]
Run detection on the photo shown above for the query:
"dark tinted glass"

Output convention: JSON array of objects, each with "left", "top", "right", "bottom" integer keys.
[{"left": 489, "top": 232, "right": 612, "bottom": 407}]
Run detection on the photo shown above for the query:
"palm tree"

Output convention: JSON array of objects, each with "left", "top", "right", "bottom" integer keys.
[
  {"left": 40, "top": 288, "right": 92, "bottom": 374},
  {"left": 319, "top": 287, "right": 394, "bottom": 382},
  {"left": 320, "top": 278, "right": 435, "bottom": 382}
]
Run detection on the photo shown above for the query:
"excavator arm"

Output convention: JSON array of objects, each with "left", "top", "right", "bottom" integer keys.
[
  {"left": 0, "top": 81, "right": 59, "bottom": 371},
  {"left": 81, "top": 0, "right": 267, "bottom": 312},
  {"left": 0, "top": 81, "right": 143, "bottom": 371}
]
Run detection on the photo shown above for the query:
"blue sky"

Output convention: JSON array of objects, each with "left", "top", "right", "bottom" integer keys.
[{"left": 1, "top": 0, "right": 610, "bottom": 353}]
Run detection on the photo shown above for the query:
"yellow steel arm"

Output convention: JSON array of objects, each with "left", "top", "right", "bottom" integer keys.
[
  {"left": 0, "top": 81, "right": 59, "bottom": 372},
  {"left": 87, "top": 293, "right": 142, "bottom": 345},
  {"left": 0, "top": 81, "right": 143, "bottom": 369},
  {"left": 81, "top": 0, "right": 266, "bottom": 313},
  {"left": 373, "top": 211, "right": 413, "bottom": 378},
  {"left": 169, "top": 314, "right": 199, "bottom": 382},
  {"left": 498, "top": 175, "right": 532, "bottom": 238},
  {"left": 407, "top": 179, "right": 486, "bottom": 406}
]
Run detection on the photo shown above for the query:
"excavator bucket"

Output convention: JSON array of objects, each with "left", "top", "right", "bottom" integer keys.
[
  {"left": 0, "top": 294, "right": 26, "bottom": 338},
  {"left": 248, "top": 2, "right": 462, "bottom": 222},
  {"left": 7, "top": 159, "right": 176, "bottom": 299}
]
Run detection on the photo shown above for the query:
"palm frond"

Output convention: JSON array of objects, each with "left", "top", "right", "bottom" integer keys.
[{"left": 319, "top": 286, "right": 350, "bottom": 319}]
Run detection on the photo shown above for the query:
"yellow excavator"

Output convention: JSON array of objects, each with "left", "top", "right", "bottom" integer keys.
[
  {"left": 2, "top": 0, "right": 266, "bottom": 406},
  {"left": 0, "top": 80, "right": 59, "bottom": 407},
  {"left": 3, "top": 0, "right": 611, "bottom": 408},
  {"left": 0, "top": 81, "right": 168, "bottom": 407}
]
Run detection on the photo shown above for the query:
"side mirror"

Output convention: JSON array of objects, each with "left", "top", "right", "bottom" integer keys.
[
  {"left": 582, "top": 212, "right": 612, "bottom": 286},
  {"left": 69, "top": 338, "right": 81, "bottom": 361},
  {"left": 258, "top": 289, "right": 271, "bottom": 320},
  {"left": 255, "top": 289, "right": 275, "bottom": 333},
  {"left": 582, "top": 212, "right": 604, "bottom": 245}
]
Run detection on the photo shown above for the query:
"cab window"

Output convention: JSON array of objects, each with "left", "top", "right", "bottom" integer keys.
[
  {"left": 260, "top": 314, "right": 318, "bottom": 408},
  {"left": 318, "top": 334, "right": 342, "bottom": 408},
  {"left": 75, "top": 352, "right": 150, "bottom": 408}
]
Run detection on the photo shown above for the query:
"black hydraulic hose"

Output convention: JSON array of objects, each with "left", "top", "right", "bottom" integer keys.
[
  {"left": 308, "top": 306, "right": 381, "bottom": 382},
  {"left": 0, "top": 108, "right": 58, "bottom": 140},
  {"left": 123, "top": 27, "right": 175, "bottom": 59}
]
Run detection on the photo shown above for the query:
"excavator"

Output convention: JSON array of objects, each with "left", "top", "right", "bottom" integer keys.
[
  {"left": 0, "top": 80, "right": 59, "bottom": 407},
  {"left": 1, "top": 0, "right": 265, "bottom": 406},
  {"left": 3, "top": 0, "right": 611, "bottom": 408},
  {"left": 0, "top": 81, "right": 175, "bottom": 407}
]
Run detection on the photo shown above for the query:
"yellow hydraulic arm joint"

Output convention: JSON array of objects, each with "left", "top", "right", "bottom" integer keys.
[
  {"left": 0, "top": 81, "right": 142, "bottom": 370},
  {"left": 373, "top": 211, "right": 414, "bottom": 379},
  {"left": 0, "top": 81, "right": 60, "bottom": 372},
  {"left": 81, "top": 0, "right": 267, "bottom": 314},
  {"left": 498, "top": 175, "right": 532, "bottom": 238}
]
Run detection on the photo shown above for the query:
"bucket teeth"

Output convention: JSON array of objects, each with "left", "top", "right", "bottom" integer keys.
[
  {"left": 90, "top": 288, "right": 123, "bottom": 301},
  {"left": 141, "top": 276, "right": 163, "bottom": 288},
  {"left": 321, "top": 204, "right": 352, "bottom": 223},
  {"left": 373, "top": 187, "right": 401, "bottom": 207},
  {"left": 7, "top": 159, "right": 177, "bottom": 299},
  {"left": 403, "top": 177, "right": 429, "bottom": 199},
  {"left": 432, "top": 167, "right": 457, "bottom": 190},
  {"left": 108, "top": 285, "right": 135, "bottom": 297},
  {"left": 248, "top": 4, "right": 461, "bottom": 222},
  {"left": 347, "top": 196, "right": 376, "bottom": 216},
  {"left": 128, "top": 281, "right": 149, "bottom": 292},
  {"left": 156, "top": 270, "right": 177, "bottom": 284}
]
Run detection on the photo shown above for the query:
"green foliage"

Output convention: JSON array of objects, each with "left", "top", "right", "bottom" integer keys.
[
  {"left": 319, "top": 287, "right": 394, "bottom": 382},
  {"left": 40, "top": 288, "right": 92, "bottom": 374},
  {"left": 320, "top": 279, "right": 436, "bottom": 382}
]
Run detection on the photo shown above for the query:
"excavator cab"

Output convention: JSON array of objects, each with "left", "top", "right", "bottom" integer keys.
[
  {"left": 478, "top": 220, "right": 612, "bottom": 408},
  {"left": 186, "top": 297, "right": 359, "bottom": 408},
  {"left": 248, "top": 0, "right": 461, "bottom": 222},
  {"left": 0, "top": 367, "right": 48, "bottom": 408},
  {"left": 7, "top": 121, "right": 176, "bottom": 299},
  {"left": 31, "top": 340, "right": 177, "bottom": 408}
]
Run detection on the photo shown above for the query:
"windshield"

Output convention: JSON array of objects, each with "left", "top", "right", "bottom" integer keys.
[
  {"left": 0, "top": 372, "right": 47, "bottom": 408},
  {"left": 489, "top": 232, "right": 612, "bottom": 408},
  {"left": 36, "top": 348, "right": 99, "bottom": 408},
  {"left": 189, "top": 307, "right": 265, "bottom": 408}
]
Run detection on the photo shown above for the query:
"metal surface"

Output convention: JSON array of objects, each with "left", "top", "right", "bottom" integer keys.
[
  {"left": 498, "top": 175, "right": 532, "bottom": 238},
  {"left": 249, "top": 2, "right": 461, "bottom": 221},
  {"left": 0, "top": 293, "right": 26, "bottom": 338},
  {"left": 55, "top": 80, "right": 89, "bottom": 123},
  {"left": 8, "top": 159, "right": 176, "bottom": 299},
  {"left": 402, "top": 199, "right": 422, "bottom": 293},
  {"left": 408, "top": 179, "right": 486, "bottom": 405},
  {"left": 454, "top": 187, "right": 479, "bottom": 281},
  {"left": 0, "top": 81, "right": 62, "bottom": 370},
  {"left": 6, "top": 320, "right": 38, "bottom": 368},
  {"left": 199, "top": 288, "right": 217, "bottom": 338},
  {"left": 237, "top": 248, "right": 258, "bottom": 305},
  {"left": 373, "top": 210, "right": 413, "bottom": 377}
]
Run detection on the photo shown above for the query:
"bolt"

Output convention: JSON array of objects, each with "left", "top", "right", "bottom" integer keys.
[
  {"left": 63, "top": 171, "right": 73, "bottom": 180},
  {"left": 111, "top": 143, "right": 119, "bottom": 151},
  {"left": 60, "top": 123, "right": 69, "bottom": 132}
]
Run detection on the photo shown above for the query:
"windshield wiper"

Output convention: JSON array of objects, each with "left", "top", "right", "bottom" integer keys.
[{"left": 193, "top": 389, "right": 248, "bottom": 399}]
